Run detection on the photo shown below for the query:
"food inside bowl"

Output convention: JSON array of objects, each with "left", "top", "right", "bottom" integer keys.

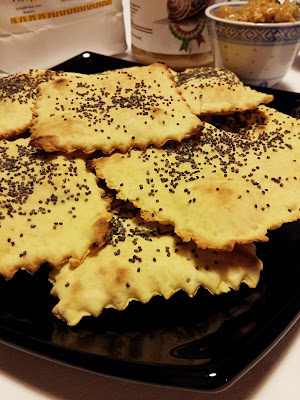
[{"left": 215, "top": 0, "right": 299, "bottom": 22}]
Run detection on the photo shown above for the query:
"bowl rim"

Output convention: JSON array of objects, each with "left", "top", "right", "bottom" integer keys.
[{"left": 205, "top": 1, "right": 300, "bottom": 28}]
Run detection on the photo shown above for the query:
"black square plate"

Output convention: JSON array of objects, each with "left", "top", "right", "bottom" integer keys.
[{"left": 0, "top": 52, "right": 299, "bottom": 392}]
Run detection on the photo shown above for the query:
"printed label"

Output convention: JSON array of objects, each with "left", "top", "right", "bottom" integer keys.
[
  {"left": 11, "top": 1, "right": 112, "bottom": 24},
  {"left": 130, "top": 0, "right": 212, "bottom": 55}
]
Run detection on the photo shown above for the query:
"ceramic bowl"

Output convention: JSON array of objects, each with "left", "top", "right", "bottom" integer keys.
[{"left": 205, "top": 1, "right": 300, "bottom": 87}]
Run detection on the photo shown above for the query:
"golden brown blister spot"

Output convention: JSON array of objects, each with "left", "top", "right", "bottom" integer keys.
[
  {"left": 115, "top": 267, "right": 129, "bottom": 286},
  {"left": 70, "top": 281, "right": 83, "bottom": 297},
  {"left": 193, "top": 181, "right": 234, "bottom": 204},
  {"left": 53, "top": 78, "right": 68, "bottom": 87},
  {"left": 90, "top": 216, "right": 112, "bottom": 251}
]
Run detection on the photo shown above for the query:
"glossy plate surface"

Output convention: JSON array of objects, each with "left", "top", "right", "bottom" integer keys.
[{"left": 0, "top": 53, "right": 299, "bottom": 392}]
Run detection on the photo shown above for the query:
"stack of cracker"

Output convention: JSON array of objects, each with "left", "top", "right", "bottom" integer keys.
[{"left": 1, "top": 62, "right": 298, "bottom": 326}]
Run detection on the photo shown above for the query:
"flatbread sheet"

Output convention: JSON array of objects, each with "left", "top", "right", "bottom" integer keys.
[
  {"left": 0, "top": 138, "right": 111, "bottom": 279},
  {"left": 50, "top": 201, "right": 262, "bottom": 326},
  {"left": 30, "top": 63, "right": 202, "bottom": 154},
  {"left": 172, "top": 67, "right": 274, "bottom": 115},
  {"left": 93, "top": 105, "right": 300, "bottom": 251}
]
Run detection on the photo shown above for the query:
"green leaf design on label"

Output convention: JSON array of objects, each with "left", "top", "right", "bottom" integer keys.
[{"left": 169, "top": 21, "right": 206, "bottom": 52}]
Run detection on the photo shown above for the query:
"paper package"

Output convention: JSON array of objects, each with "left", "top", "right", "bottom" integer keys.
[{"left": 0, "top": 0, "right": 127, "bottom": 75}]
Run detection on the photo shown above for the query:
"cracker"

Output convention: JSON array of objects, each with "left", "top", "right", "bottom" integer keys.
[
  {"left": 0, "top": 138, "right": 111, "bottom": 280},
  {"left": 171, "top": 67, "right": 274, "bottom": 115},
  {"left": 0, "top": 69, "right": 73, "bottom": 139},
  {"left": 93, "top": 105, "right": 300, "bottom": 251},
  {"left": 30, "top": 63, "right": 202, "bottom": 154},
  {"left": 49, "top": 200, "right": 262, "bottom": 326}
]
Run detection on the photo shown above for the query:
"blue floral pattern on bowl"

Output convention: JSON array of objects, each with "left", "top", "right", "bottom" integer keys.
[{"left": 208, "top": 21, "right": 300, "bottom": 45}]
